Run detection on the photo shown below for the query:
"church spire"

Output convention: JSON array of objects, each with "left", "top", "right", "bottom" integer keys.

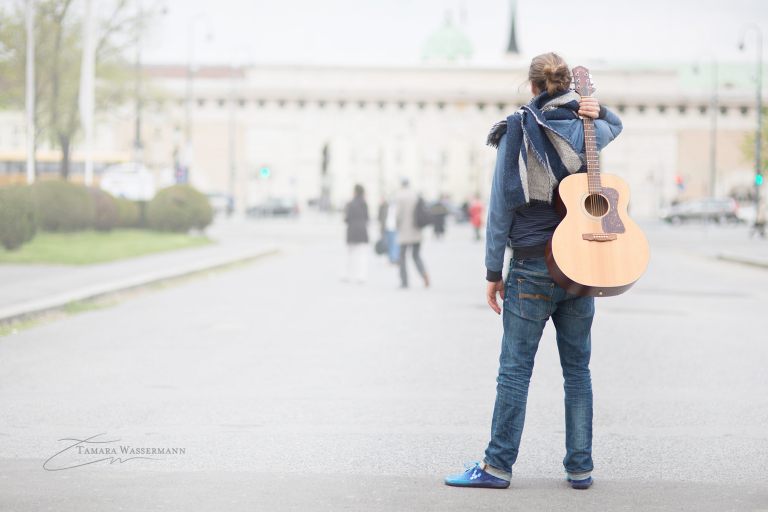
[{"left": 506, "top": 0, "right": 519, "bottom": 54}]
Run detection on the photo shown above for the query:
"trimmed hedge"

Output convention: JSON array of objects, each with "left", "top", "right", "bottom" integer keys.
[
  {"left": 88, "top": 187, "right": 120, "bottom": 231},
  {"left": 0, "top": 185, "right": 37, "bottom": 250},
  {"left": 115, "top": 197, "right": 141, "bottom": 228},
  {"left": 146, "top": 185, "right": 213, "bottom": 232},
  {"left": 1, "top": 181, "right": 212, "bottom": 249},
  {"left": 32, "top": 180, "right": 95, "bottom": 232}
]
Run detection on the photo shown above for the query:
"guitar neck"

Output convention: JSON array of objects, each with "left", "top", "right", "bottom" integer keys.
[{"left": 583, "top": 113, "right": 602, "bottom": 193}]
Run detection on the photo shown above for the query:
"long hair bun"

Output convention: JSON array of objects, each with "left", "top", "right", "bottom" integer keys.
[{"left": 529, "top": 53, "right": 571, "bottom": 96}]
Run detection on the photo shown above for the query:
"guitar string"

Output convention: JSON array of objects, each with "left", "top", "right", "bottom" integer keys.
[
  {"left": 587, "top": 118, "right": 602, "bottom": 215},
  {"left": 583, "top": 76, "right": 603, "bottom": 223},
  {"left": 579, "top": 79, "right": 602, "bottom": 216}
]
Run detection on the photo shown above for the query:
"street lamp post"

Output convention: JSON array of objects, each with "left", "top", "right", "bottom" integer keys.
[
  {"left": 708, "top": 59, "right": 718, "bottom": 197},
  {"left": 693, "top": 57, "right": 721, "bottom": 197},
  {"left": 739, "top": 25, "right": 763, "bottom": 209},
  {"left": 25, "top": 0, "right": 35, "bottom": 184},
  {"left": 182, "top": 14, "right": 211, "bottom": 185},
  {"left": 227, "top": 63, "right": 237, "bottom": 216},
  {"left": 79, "top": 0, "right": 97, "bottom": 186},
  {"left": 133, "top": 0, "right": 143, "bottom": 166},
  {"left": 226, "top": 48, "right": 253, "bottom": 218}
]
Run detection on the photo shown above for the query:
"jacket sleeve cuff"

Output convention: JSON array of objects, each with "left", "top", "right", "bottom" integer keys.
[
  {"left": 486, "top": 269, "right": 503, "bottom": 282},
  {"left": 598, "top": 105, "right": 608, "bottom": 119}
]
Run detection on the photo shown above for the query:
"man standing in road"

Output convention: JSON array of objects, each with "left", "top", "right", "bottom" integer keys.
[{"left": 444, "top": 52, "right": 623, "bottom": 490}]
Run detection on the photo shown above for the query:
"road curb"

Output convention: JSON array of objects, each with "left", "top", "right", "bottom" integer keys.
[
  {"left": 716, "top": 253, "right": 768, "bottom": 269},
  {"left": 0, "top": 247, "right": 279, "bottom": 324}
]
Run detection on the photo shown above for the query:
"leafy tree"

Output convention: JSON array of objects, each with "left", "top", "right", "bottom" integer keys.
[
  {"left": 0, "top": 0, "right": 154, "bottom": 179},
  {"left": 741, "top": 108, "right": 768, "bottom": 175}
]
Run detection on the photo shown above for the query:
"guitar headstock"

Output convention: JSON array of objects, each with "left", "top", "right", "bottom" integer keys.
[{"left": 571, "top": 66, "right": 595, "bottom": 97}]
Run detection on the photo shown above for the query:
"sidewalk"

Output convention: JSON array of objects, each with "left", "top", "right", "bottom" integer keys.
[
  {"left": 3, "top": 219, "right": 765, "bottom": 324},
  {"left": 715, "top": 237, "right": 768, "bottom": 268},
  {"left": 0, "top": 217, "right": 278, "bottom": 323},
  {"left": 641, "top": 220, "right": 768, "bottom": 268}
]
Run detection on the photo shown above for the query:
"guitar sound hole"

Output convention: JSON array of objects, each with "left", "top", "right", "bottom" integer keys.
[{"left": 584, "top": 194, "right": 609, "bottom": 217}]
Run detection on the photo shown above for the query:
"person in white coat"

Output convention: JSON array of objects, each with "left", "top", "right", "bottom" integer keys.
[{"left": 395, "top": 179, "right": 429, "bottom": 289}]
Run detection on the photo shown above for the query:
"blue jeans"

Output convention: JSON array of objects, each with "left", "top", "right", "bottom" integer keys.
[
  {"left": 483, "top": 256, "right": 595, "bottom": 477},
  {"left": 385, "top": 230, "right": 399, "bottom": 263}
]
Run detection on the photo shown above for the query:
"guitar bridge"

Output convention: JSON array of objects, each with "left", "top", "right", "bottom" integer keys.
[{"left": 582, "top": 233, "right": 618, "bottom": 242}]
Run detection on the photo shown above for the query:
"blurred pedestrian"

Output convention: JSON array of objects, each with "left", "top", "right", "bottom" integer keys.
[
  {"left": 460, "top": 200, "right": 470, "bottom": 223},
  {"left": 378, "top": 197, "right": 400, "bottom": 263},
  {"left": 396, "top": 179, "right": 430, "bottom": 288},
  {"left": 376, "top": 199, "right": 387, "bottom": 255},
  {"left": 431, "top": 195, "right": 450, "bottom": 239},
  {"left": 469, "top": 194, "right": 484, "bottom": 241},
  {"left": 226, "top": 195, "right": 235, "bottom": 217},
  {"left": 751, "top": 199, "right": 766, "bottom": 238},
  {"left": 343, "top": 184, "right": 369, "bottom": 283},
  {"left": 445, "top": 52, "right": 623, "bottom": 490}
]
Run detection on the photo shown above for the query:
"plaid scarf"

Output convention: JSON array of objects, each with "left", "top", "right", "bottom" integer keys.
[{"left": 487, "top": 91, "right": 585, "bottom": 211}]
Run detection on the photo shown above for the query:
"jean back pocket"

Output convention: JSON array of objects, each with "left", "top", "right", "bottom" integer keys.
[{"left": 515, "top": 276, "right": 554, "bottom": 321}]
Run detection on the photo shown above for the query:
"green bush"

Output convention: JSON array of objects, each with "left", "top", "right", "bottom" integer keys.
[
  {"left": 0, "top": 185, "right": 37, "bottom": 250},
  {"left": 146, "top": 185, "right": 213, "bottom": 232},
  {"left": 115, "top": 197, "right": 141, "bottom": 228},
  {"left": 88, "top": 187, "right": 120, "bottom": 231},
  {"left": 32, "top": 180, "right": 94, "bottom": 232}
]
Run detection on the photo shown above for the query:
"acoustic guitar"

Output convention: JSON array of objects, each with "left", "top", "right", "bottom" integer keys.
[{"left": 545, "top": 66, "right": 650, "bottom": 297}]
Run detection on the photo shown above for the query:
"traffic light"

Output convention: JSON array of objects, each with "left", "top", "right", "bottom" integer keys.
[
  {"left": 259, "top": 166, "right": 271, "bottom": 179},
  {"left": 756, "top": 173, "right": 764, "bottom": 186}
]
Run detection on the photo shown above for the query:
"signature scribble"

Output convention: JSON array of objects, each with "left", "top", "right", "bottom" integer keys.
[{"left": 43, "top": 433, "right": 159, "bottom": 471}]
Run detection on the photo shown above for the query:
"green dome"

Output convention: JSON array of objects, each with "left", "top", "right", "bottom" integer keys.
[{"left": 422, "top": 17, "right": 473, "bottom": 63}]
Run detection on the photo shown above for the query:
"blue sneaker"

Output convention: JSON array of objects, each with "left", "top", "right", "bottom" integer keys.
[
  {"left": 444, "top": 462, "right": 510, "bottom": 489},
  {"left": 567, "top": 476, "right": 593, "bottom": 490}
]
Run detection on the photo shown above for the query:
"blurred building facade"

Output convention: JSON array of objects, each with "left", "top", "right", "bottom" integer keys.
[
  {"left": 136, "top": 59, "right": 762, "bottom": 219},
  {"left": 0, "top": 13, "right": 763, "bottom": 219}
]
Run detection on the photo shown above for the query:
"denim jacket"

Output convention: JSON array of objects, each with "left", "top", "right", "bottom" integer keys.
[{"left": 485, "top": 107, "right": 623, "bottom": 280}]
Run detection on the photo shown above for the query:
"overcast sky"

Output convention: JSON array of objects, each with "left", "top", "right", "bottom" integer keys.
[{"left": 140, "top": 0, "right": 768, "bottom": 67}]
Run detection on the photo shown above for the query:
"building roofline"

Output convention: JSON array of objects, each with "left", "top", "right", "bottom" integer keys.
[{"left": 143, "top": 60, "right": 691, "bottom": 77}]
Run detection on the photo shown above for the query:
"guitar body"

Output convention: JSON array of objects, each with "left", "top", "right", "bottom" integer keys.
[{"left": 546, "top": 172, "right": 650, "bottom": 297}]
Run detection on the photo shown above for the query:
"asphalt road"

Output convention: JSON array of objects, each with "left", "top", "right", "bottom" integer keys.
[{"left": 0, "top": 216, "right": 766, "bottom": 511}]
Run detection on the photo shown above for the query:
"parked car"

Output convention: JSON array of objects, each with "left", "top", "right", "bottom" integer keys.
[
  {"left": 661, "top": 197, "right": 741, "bottom": 224},
  {"left": 735, "top": 202, "right": 757, "bottom": 225},
  {"left": 246, "top": 198, "right": 300, "bottom": 217}
]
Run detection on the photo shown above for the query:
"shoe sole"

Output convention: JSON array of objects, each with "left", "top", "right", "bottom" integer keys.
[
  {"left": 568, "top": 478, "right": 593, "bottom": 490},
  {"left": 444, "top": 480, "right": 509, "bottom": 489}
]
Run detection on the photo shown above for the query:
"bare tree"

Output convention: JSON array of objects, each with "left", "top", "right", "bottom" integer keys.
[{"left": 0, "top": 0, "right": 157, "bottom": 179}]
